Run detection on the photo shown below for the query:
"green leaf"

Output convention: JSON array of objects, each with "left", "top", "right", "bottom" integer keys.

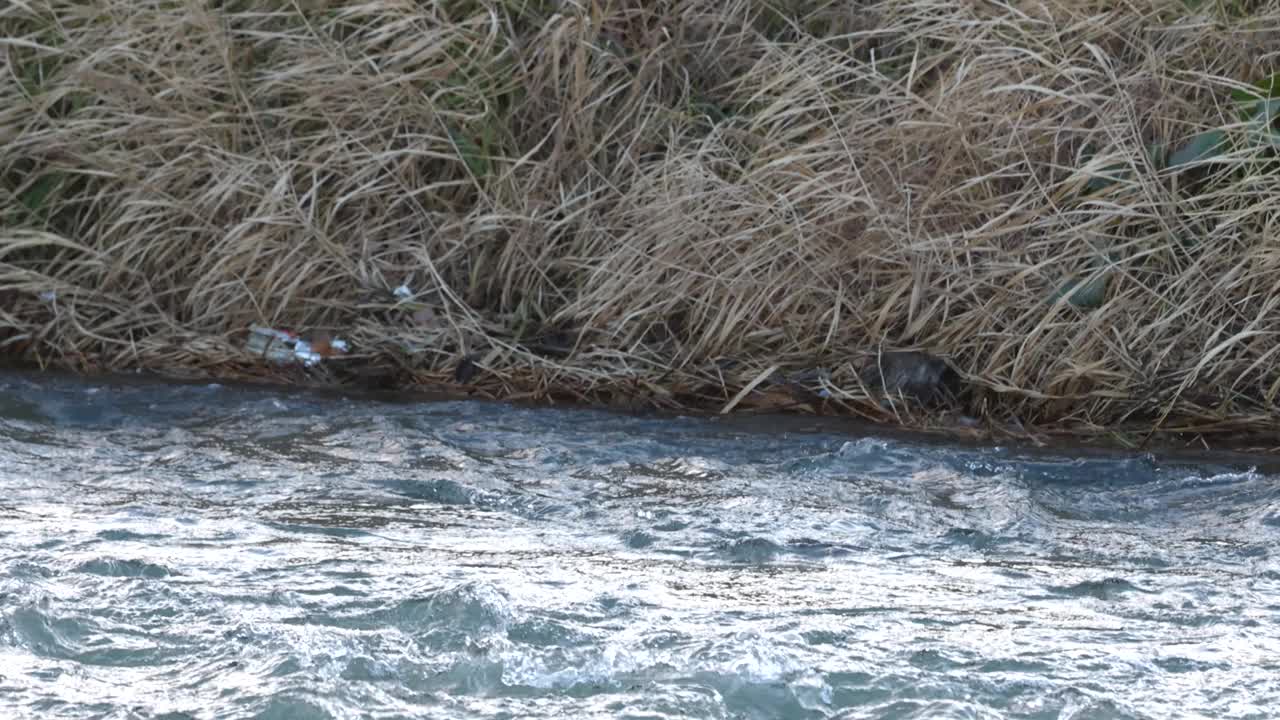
[
  {"left": 1051, "top": 270, "right": 1110, "bottom": 309},
  {"left": 1231, "top": 72, "right": 1280, "bottom": 105},
  {"left": 1167, "top": 129, "right": 1228, "bottom": 169},
  {"left": 19, "top": 173, "right": 64, "bottom": 214},
  {"left": 1085, "top": 163, "right": 1128, "bottom": 192},
  {"left": 447, "top": 125, "right": 490, "bottom": 178},
  {"left": 1146, "top": 142, "right": 1168, "bottom": 170},
  {"left": 1245, "top": 97, "right": 1280, "bottom": 150},
  {"left": 479, "top": 121, "right": 500, "bottom": 159}
]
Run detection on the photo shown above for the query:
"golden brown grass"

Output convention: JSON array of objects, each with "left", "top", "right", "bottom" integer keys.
[{"left": 4, "top": 0, "right": 1280, "bottom": 441}]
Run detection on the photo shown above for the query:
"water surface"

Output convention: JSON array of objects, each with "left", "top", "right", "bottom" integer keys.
[{"left": 1, "top": 372, "right": 1278, "bottom": 719}]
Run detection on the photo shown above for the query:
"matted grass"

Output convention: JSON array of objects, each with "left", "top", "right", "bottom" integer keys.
[{"left": 4, "top": 0, "right": 1280, "bottom": 443}]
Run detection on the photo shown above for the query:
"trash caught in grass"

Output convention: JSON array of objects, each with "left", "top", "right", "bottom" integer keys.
[
  {"left": 246, "top": 326, "right": 348, "bottom": 368},
  {"left": 246, "top": 327, "right": 299, "bottom": 365}
]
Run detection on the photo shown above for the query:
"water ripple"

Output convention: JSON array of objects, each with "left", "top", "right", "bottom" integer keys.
[{"left": 0, "top": 372, "right": 1277, "bottom": 718}]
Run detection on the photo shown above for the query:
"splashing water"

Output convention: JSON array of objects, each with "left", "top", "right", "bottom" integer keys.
[{"left": 0, "top": 372, "right": 1278, "bottom": 719}]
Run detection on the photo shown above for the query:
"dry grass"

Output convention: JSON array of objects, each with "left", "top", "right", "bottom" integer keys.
[{"left": 4, "top": 0, "right": 1280, "bottom": 440}]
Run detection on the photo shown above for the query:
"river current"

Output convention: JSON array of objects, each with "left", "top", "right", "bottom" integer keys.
[{"left": 0, "top": 371, "right": 1277, "bottom": 719}]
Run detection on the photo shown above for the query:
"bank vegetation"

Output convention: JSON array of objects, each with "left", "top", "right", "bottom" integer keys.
[{"left": 4, "top": 0, "right": 1280, "bottom": 446}]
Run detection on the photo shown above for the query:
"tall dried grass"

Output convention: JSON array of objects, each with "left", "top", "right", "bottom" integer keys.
[{"left": 4, "top": 0, "right": 1280, "bottom": 438}]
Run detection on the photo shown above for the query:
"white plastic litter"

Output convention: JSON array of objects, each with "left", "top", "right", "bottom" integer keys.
[
  {"left": 291, "top": 338, "right": 323, "bottom": 367},
  {"left": 247, "top": 326, "right": 347, "bottom": 367}
]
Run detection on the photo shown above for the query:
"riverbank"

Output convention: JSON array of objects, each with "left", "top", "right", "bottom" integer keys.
[{"left": 4, "top": 1, "right": 1280, "bottom": 448}]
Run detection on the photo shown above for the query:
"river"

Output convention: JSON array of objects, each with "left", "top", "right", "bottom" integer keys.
[{"left": 0, "top": 371, "right": 1277, "bottom": 719}]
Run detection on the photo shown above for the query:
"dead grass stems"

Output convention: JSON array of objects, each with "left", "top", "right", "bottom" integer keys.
[{"left": 4, "top": 0, "right": 1280, "bottom": 444}]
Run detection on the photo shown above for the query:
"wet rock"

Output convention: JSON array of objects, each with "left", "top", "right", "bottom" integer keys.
[{"left": 860, "top": 350, "right": 958, "bottom": 405}]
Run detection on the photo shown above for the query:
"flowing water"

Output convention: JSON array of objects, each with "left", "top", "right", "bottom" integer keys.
[{"left": 1, "top": 371, "right": 1278, "bottom": 719}]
